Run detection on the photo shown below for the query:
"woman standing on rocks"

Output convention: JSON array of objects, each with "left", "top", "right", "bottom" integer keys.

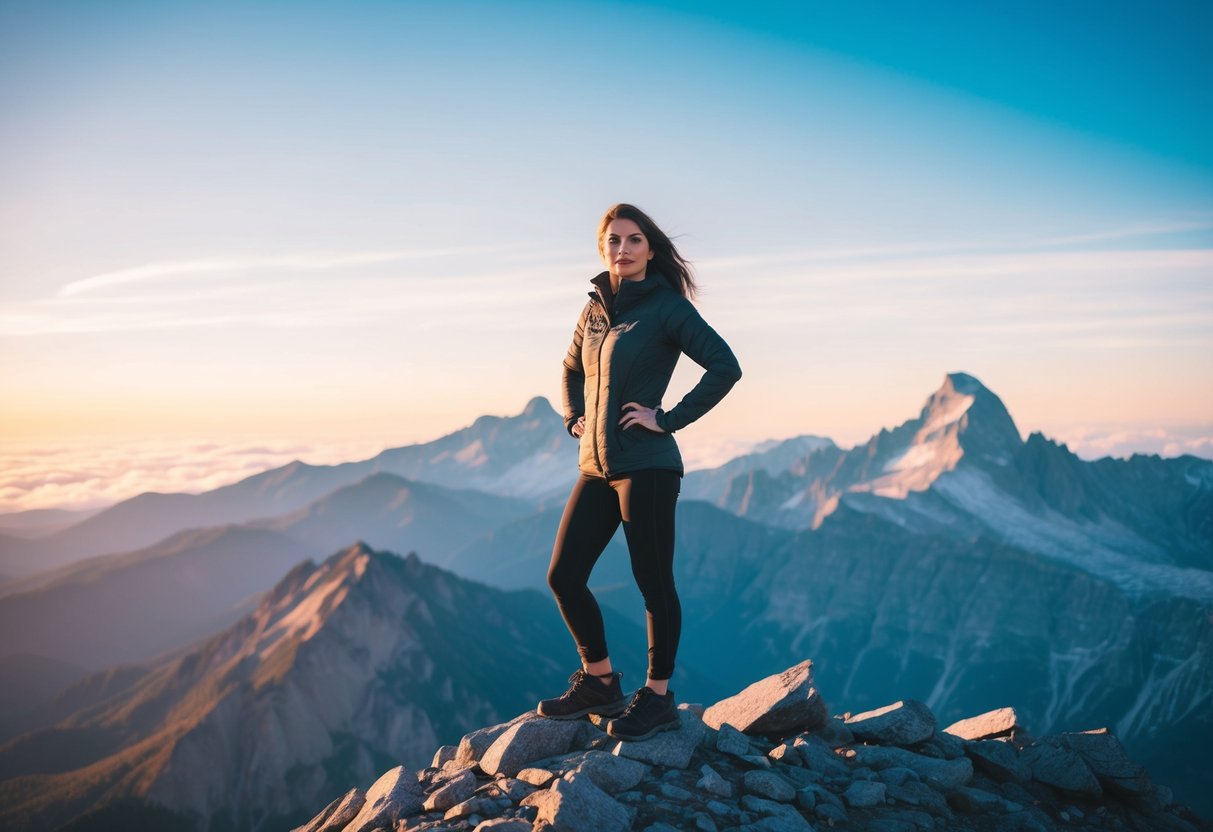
[{"left": 538, "top": 203, "right": 742, "bottom": 741}]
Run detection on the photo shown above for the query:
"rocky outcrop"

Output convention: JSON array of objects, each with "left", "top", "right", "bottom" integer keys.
[{"left": 293, "top": 661, "right": 1210, "bottom": 832}]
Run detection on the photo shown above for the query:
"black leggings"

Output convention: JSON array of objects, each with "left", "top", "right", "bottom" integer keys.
[{"left": 547, "top": 469, "right": 682, "bottom": 681}]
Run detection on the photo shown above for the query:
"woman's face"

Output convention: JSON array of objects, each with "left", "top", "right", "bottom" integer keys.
[{"left": 601, "top": 218, "right": 654, "bottom": 282}]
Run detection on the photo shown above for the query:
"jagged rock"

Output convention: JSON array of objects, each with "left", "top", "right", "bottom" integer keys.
[
  {"left": 516, "top": 768, "right": 556, "bottom": 788},
  {"left": 341, "top": 766, "right": 422, "bottom": 832},
  {"left": 457, "top": 713, "right": 537, "bottom": 766},
  {"left": 480, "top": 717, "right": 582, "bottom": 777},
  {"left": 740, "top": 795, "right": 814, "bottom": 830},
  {"left": 702, "top": 660, "right": 827, "bottom": 739},
  {"left": 965, "top": 738, "right": 1030, "bottom": 782},
  {"left": 778, "top": 766, "right": 820, "bottom": 789},
  {"left": 877, "top": 767, "right": 920, "bottom": 787},
  {"left": 530, "top": 772, "right": 632, "bottom": 832},
  {"left": 473, "top": 819, "right": 532, "bottom": 831},
  {"left": 844, "top": 700, "right": 936, "bottom": 746},
  {"left": 850, "top": 745, "right": 974, "bottom": 790},
  {"left": 697, "top": 764, "right": 733, "bottom": 798},
  {"left": 815, "top": 717, "right": 855, "bottom": 747},
  {"left": 886, "top": 780, "right": 952, "bottom": 816},
  {"left": 659, "top": 783, "right": 692, "bottom": 800},
  {"left": 1022, "top": 739, "right": 1102, "bottom": 797},
  {"left": 432, "top": 745, "right": 458, "bottom": 768},
  {"left": 694, "top": 812, "right": 718, "bottom": 832},
  {"left": 1057, "top": 729, "right": 1151, "bottom": 795},
  {"left": 445, "top": 795, "right": 502, "bottom": 820},
  {"left": 550, "top": 749, "right": 648, "bottom": 794},
  {"left": 844, "top": 780, "right": 887, "bottom": 807},
  {"left": 947, "top": 785, "right": 1007, "bottom": 813},
  {"left": 475, "top": 777, "right": 534, "bottom": 803},
  {"left": 944, "top": 707, "right": 1022, "bottom": 741},
  {"left": 743, "top": 770, "right": 796, "bottom": 802},
  {"left": 917, "top": 729, "right": 965, "bottom": 760},
  {"left": 716, "top": 722, "right": 751, "bottom": 757},
  {"left": 423, "top": 768, "right": 476, "bottom": 812},
  {"left": 793, "top": 735, "right": 848, "bottom": 776},
  {"left": 292, "top": 788, "right": 365, "bottom": 832},
  {"left": 769, "top": 741, "right": 800, "bottom": 764},
  {"left": 612, "top": 709, "right": 705, "bottom": 768}
]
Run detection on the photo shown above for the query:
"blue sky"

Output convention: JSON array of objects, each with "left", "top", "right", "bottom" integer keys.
[{"left": 1, "top": 0, "right": 1210, "bottom": 510}]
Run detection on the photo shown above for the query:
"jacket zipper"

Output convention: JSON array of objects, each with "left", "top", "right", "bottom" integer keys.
[{"left": 590, "top": 290, "right": 612, "bottom": 477}]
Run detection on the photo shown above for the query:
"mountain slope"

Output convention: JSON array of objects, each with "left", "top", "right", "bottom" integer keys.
[
  {"left": 249, "top": 472, "right": 534, "bottom": 566},
  {"left": 0, "top": 543, "right": 652, "bottom": 832},
  {"left": 0, "top": 526, "right": 316, "bottom": 673}
]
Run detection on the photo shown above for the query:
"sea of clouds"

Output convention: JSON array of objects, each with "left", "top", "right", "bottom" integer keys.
[{"left": 1, "top": 426, "right": 1208, "bottom": 519}]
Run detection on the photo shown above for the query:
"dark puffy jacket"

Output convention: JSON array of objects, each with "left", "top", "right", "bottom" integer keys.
[{"left": 562, "top": 271, "right": 742, "bottom": 478}]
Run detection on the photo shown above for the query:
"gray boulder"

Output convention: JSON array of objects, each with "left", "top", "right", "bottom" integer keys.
[
  {"left": 480, "top": 717, "right": 583, "bottom": 777},
  {"left": 793, "top": 735, "right": 848, "bottom": 776},
  {"left": 943, "top": 707, "right": 1023, "bottom": 741},
  {"left": 1023, "top": 739, "right": 1102, "bottom": 797},
  {"left": 531, "top": 772, "right": 632, "bottom": 832},
  {"left": 456, "top": 712, "right": 537, "bottom": 766},
  {"left": 965, "top": 739, "right": 1030, "bottom": 782},
  {"left": 612, "top": 709, "right": 705, "bottom": 768},
  {"left": 844, "top": 700, "right": 936, "bottom": 746},
  {"left": 292, "top": 788, "right": 365, "bottom": 832},
  {"left": 697, "top": 764, "right": 734, "bottom": 798},
  {"left": 431, "top": 745, "right": 458, "bottom": 768},
  {"left": 562, "top": 749, "right": 648, "bottom": 794},
  {"left": 743, "top": 770, "right": 796, "bottom": 803},
  {"left": 702, "top": 660, "right": 827, "bottom": 739},
  {"left": 843, "top": 780, "right": 887, "bottom": 808},
  {"left": 1057, "top": 729, "right": 1151, "bottom": 796},
  {"left": 716, "top": 722, "right": 751, "bottom": 757},
  {"left": 472, "top": 819, "right": 533, "bottom": 832},
  {"left": 422, "top": 769, "right": 476, "bottom": 812},
  {"left": 850, "top": 745, "right": 973, "bottom": 790},
  {"left": 341, "top": 766, "right": 422, "bottom": 832},
  {"left": 741, "top": 795, "right": 815, "bottom": 831}
]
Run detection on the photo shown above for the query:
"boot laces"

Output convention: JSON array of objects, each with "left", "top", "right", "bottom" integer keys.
[{"left": 620, "top": 686, "right": 656, "bottom": 718}]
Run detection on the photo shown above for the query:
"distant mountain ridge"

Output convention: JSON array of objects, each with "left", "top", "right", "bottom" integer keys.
[
  {"left": 685, "top": 372, "right": 1213, "bottom": 599},
  {"left": 0, "top": 397, "right": 574, "bottom": 580}
]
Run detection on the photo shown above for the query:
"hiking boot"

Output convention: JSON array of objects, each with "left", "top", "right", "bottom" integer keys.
[
  {"left": 606, "top": 686, "right": 679, "bottom": 741},
  {"left": 537, "top": 669, "right": 628, "bottom": 720}
]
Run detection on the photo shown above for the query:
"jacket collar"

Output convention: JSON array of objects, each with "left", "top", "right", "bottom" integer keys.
[{"left": 588, "top": 270, "right": 668, "bottom": 323}]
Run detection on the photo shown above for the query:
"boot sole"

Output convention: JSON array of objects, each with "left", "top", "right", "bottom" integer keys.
[
  {"left": 606, "top": 716, "right": 680, "bottom": 742},
  {"left": 537, "top": 697, "right": 629, "bottom": 720}
]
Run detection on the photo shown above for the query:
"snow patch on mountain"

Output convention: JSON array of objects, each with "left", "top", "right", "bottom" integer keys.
[{"left": 933, "top": 467, "right": 1213, "bottom": 601}]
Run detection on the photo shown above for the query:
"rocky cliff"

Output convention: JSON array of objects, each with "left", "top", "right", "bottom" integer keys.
[{"left": 293, "top": 659, "right": 1209, "bottom": 832}]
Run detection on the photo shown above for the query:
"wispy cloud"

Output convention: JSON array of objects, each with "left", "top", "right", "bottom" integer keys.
[{"left": 56, "top": 247, "right": 510, "bottom": 297}]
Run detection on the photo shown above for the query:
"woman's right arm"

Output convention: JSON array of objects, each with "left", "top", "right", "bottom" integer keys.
[{"left": 561, "top": 302, "right": 591, "bottom": 437}]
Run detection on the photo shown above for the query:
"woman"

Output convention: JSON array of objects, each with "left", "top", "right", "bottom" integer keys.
[{"left": 538, "top": 203, "right": 742, "bottom": 741}]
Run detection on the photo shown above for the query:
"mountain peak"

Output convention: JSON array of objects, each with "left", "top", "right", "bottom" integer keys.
[
  {"left": 943, "top": 371, "right": 986, "bottom": 396},
  {"left": 521, "top": 395, "right": 554, "bottom": 417}
]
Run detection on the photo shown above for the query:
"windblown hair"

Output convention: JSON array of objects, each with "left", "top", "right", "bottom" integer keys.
[{"left": 598, "top": 203, "right": 698, "bottom": 300}]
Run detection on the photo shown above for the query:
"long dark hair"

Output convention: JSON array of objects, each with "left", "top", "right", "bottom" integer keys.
[{"left": 598, "top": 203, "right": 698, "bottom": 300}]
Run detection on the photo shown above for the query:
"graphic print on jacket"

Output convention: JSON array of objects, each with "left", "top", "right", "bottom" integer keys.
[{"left": 562, "top": 271, "right": 742, "bottom": 478}]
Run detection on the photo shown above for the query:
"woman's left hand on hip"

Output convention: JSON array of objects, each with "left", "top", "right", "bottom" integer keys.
[{"left": 619, "top": 402, "right": 666, "bottom": 433}]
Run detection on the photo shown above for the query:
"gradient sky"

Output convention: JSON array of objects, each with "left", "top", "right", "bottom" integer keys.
[{"left": 1, "top": 0, "right": 1211, "bottom": 511}]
